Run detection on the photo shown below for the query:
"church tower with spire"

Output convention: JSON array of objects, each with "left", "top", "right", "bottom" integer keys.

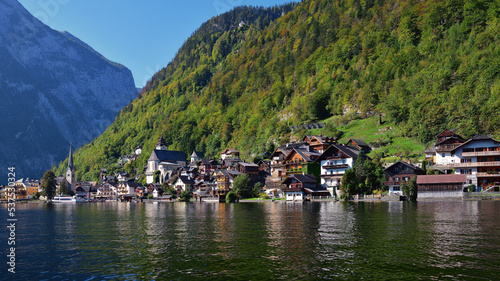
[{"left": 66, "top": 142, "right": 76, "bottom": 192}]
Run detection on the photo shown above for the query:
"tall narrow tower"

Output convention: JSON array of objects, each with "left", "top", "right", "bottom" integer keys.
[{"left": 66, "top": 142, "right": 76, "bottom": 192}]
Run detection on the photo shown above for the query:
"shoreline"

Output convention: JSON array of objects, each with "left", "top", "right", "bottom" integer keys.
[{"left": 2, "top": 193, "right": 500, "bottom": 205}]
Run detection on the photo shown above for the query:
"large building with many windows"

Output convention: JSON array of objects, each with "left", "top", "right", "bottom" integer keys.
[{"left": 434, "top": 133, "right": 500, "bottom": 191}]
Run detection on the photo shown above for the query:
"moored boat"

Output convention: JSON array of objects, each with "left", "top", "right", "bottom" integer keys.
[{"left": 52, "top": 195, "right": 86, "bottom": 203}]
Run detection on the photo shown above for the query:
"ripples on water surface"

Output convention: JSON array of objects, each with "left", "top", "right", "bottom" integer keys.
[{"left": 1, "top": 201, "right": 499, "bottom": 280}]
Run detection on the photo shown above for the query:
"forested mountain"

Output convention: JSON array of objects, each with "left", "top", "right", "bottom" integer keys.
[
  {"left": 0, "top": 0, "right": 137, "bottom": 184},
  {"left": 56, "top": 0, "right": 500, "bottom": 181}
]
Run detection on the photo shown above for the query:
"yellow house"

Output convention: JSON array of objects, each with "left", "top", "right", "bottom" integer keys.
[{"left": 13, "top": 180, "right": 27, "bottom": 200}]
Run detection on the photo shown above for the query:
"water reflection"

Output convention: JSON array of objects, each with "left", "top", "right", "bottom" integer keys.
[{"left": 1, "top": 201, "right": 499, "bottom": 280}]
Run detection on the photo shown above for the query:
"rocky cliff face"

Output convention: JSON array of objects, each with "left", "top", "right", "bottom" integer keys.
[{"left": 0, "top": 0, "right": 137, "bottom": 183}]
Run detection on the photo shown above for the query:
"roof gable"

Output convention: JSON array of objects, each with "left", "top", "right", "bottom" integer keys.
[{"left": 451, "top": 135, "right": 500, "bottom": 153}]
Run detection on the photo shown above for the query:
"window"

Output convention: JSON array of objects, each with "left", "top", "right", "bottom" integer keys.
[
  {"left": 442, "top": 153, "right": 445, "bottom": 157},
  {"left": 482, "top": 158, "right": 488, "bottom": 162},
  {"left": 403, "top": 177, "right": 409, "bottom": 181},
  {"left": 394, "top": 177, "right": 400, "bottom": 182},
  {"left": 393, "top": 186, "right": 401, "bottom": 191}
]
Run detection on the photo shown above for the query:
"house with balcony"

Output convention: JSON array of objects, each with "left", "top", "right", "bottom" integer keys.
[
  {"left": 283, "top": 147, "right": 322, "bottom": 180},
  {"left": 215, "top": 170, "right": 243, "bottom": 200},
  {"left": 383, "top": 161, "right": 425, "bottom": 195},
  {"left": 433, "top": 129, "right": 466, "bottom": 173},
  {"left": 117, "top": 182, "right": 142, "bottom": 201},
  {"left": 439, "top": 134, "right": 500, "bottom": 191},
  {"left": 96, "top": 182, "right": 118, "bottom": 200},
  {"left": 268, "top": 142, "right": 307, "bottom": 189},
  {"left": 282, "top": 174, "right": 329, "bottom": 201},
  {"left": 303, "top": 135, "right": 336, "bottom": 153},
  {"left": 316, "top": 144, "right": 361, "bottom": 197}
]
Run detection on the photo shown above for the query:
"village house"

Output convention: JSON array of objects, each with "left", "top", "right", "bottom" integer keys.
[
  {"left": 268, "top": 142, "right": 308, "bottom": 190},
  {"left": 283, "top": 147, "right": 322, "bottom": 178},
  {"left": 74, "top": 181, "right": 97, "bottom": 197},
  {"left": 221, "top": 157, "right": 241, "bottom": 170},
  {"left": 215, "top": 170, "right": 243, "bottom": 199},
  {"left": 116, "top": 171, "right": 130, "bottom": 182},
  {"left": 145, "top": 137, "right": 187, "bottom": 184},
  {"left": 12, "top": 179, "right": 28, "bottom": 199},
  {"left": 435, "top": 134, "right": 500, "bottom": 191},
  {"left": 173, "top": 176, "right": 195, "bottom": 193},
  {"left": 221, "top": 148, "right": 240, "bottom": 160},
  {"left": 198, "top": 159, "right": 219, "bottom": 175},
  {"left": 303, "top": 135, "right": 337, "bottom": 153},
  {"left": 235, "top": 161, "right": 260, "bottom": 185},
  {"left": 316, "top": 144, "right": 361, "bottom": 197},
  {"left": 282, "top": 174, "right": 329, "bottom": 201},
  {"left": 135, "top": 146, "right": 143, "bottom": 155},
  {"left": 432, "top": 129, "right": 466, "bottom": 172},
  {"left": 383, "top": 161, "right": 425, "bottom": 195},
  {"left": 13, "top": 178, "right": 40, "bottom": 199},
  {"left": 96, "top": 182, "right": 118, "bottom": 200},
  {"left": 346, "top": 139, "right": 371, "bottom": 154}
]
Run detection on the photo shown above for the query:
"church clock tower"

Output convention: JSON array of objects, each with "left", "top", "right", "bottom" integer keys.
[{"left": 66, "top": 143, "right": 76, "bottom": 192}]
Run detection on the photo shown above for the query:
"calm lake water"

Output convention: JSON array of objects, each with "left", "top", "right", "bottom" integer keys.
[{"left": 1, "top": 200, "right": 499, "bottom": 280}]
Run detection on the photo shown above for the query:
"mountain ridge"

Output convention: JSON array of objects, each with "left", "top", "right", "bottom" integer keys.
[
  {"left": 0, "top": 0, "right": 138, "bottom": 183},
  {"left": 55, "top": 0, "right": 500, "bottom": 182}
]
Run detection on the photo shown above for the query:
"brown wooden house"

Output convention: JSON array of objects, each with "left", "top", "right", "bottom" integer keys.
[{"left": 384, "top": 161, "right": 425, "bottom": 194}]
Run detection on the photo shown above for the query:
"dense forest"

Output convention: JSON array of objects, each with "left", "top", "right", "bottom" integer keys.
[{"left": 54, "top": 0, "right": 500, "bottom": 181}]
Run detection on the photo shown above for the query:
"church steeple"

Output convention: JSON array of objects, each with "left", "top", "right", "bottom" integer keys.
[
  {"left": 66, "top": 142, "right": 76, "bottom": 192},
  {"left": 68, "top": 142, "right": 74, "bottom": 171}
]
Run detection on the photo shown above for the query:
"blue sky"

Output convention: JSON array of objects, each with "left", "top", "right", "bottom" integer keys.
[{"left": 18, "top": 0, "right": 295, "bottom": 88}]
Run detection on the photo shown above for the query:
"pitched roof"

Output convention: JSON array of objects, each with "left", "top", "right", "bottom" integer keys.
[
  {"left": 318, "top": 144, "right": 360, "bottom": 161},
  {"left": 149, "top": 149, "right": 187, "bottom": 162},
  {"left": 451, "top": 134, "right": 500, "bottom": 153},
  {"left": 348, "top": 139, "right": 369, "bottom": 147},
  {"left": 283, "top": 174, "right": 317, "bottom": 184},
  {"left": 384, "top": 161, "right": 424, "bottom": 173},
  {"left": 289, "top": 148, "right": 322, "bottom": 162},
  {"left": 191, "top": 151, "right": 205, "bottom": 159},
  {"left": 177, "top": 176, "right": 195, "bottom": 184},
  {"left": 126, "top": 182, "right": 144, "bottom": 188},
  {"left": 221, "top": 148, "right": 239, "bottom": 154},
  {"left": 238, "top": 162, "right": 259, "bottom": 167},
  {"left": 416, "top": 174, "right": 467, "bottom": 185}
]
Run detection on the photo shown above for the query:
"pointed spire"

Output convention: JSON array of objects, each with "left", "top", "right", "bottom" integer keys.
[{"left": 68, "top": 142, "right": 73, "bottom": 171}]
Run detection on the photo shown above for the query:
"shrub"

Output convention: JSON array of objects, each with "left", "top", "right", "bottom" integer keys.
[{"left": 226, "top": 191, "right": 238, "bottom": 203}]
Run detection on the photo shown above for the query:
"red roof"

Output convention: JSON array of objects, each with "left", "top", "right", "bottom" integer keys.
[{"left": 417, "top": 174, "right": 467, "bottom": 185}]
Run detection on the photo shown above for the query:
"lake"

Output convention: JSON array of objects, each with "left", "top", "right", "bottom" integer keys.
[{"left": 1, "top": 200, "right": 499, "bottom": 280}]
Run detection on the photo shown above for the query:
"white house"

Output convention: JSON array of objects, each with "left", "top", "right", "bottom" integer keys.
[
  {"left": 436, "top": 134, "right": 500, "bottom": 191},
  {"left": 173, "top": 176, "right": 195, "bottom": 192},
  {"left": 97, "top": 183, "right": 118, "bottom": 200},
  {"left": 316, "top": 144, "right": 360, "bottom": 197}
]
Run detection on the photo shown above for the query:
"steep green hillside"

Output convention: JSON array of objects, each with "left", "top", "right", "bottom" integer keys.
[{"left": 55, "top": 0, "right": 500, "bottom": 181}]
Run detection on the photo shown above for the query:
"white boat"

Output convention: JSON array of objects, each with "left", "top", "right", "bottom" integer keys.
[{"left": 52, "top": 195, "right": 85, "bottom": 203}]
